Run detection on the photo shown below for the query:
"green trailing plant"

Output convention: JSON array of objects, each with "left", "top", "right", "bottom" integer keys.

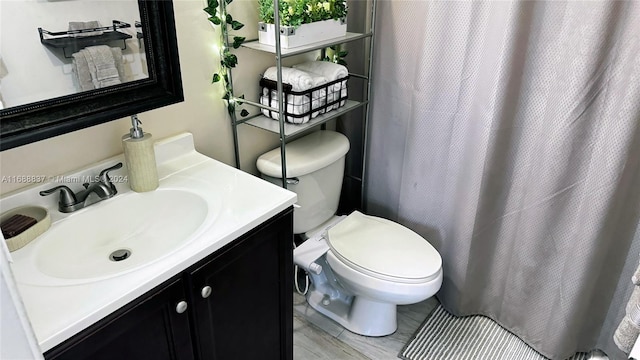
[
  {"left": 258, "top": 0, "right": 347, "bottom": 27},
  {"left": 204, "top": 0, "right": 249, "bottom": 117}
]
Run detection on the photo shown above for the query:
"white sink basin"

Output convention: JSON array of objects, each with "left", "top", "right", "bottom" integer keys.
[
  {"left": 17, "top": 189, "right": 209, "bottom": 284},
  {"left": 1, "top": 133, "right": 297, "bottom": 352}
]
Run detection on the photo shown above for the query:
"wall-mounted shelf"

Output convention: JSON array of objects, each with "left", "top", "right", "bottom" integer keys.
[{"left": 38, "top": 20, "right": 132, "bottom": 58}]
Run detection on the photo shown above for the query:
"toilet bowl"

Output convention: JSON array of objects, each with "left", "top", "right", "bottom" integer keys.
[{"left": 257, "top": 130, "right": 443, "bottom": 336}]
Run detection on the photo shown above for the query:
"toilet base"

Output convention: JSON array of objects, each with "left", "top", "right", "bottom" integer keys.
[{"left": 306, "top": 288, "right": 397, "bottom": 336}]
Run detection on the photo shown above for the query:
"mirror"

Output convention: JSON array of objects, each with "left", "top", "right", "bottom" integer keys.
[
  {"left": 2, "top": 1, "right": 149, "bottom": 108},
  {"left": 0, "top": 0, "right": 183, "bottom": 151}
]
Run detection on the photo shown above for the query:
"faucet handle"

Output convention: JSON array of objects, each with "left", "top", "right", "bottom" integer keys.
[
  {"left": 99, "top": 162, "right": 123, "bottom": 187},
  {"left": 40, "top": 185, "right": 78, "bottom": 207}
]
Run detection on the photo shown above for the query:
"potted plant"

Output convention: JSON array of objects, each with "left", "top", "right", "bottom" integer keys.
[{"left": 258, "top": 0, "right": 347, "bottom": 48}]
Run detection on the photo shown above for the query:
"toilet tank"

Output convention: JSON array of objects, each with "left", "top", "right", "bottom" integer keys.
[{"left": 257, "top": 131, "right": 350, "bottom": 234}]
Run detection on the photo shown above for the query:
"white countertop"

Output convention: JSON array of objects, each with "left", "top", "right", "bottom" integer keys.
[{"left": 2, "top": 133, "right": 297, "bottom": 353}]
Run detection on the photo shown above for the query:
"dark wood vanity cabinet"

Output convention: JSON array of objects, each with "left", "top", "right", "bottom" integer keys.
[
  {"left": 44, "top": 208, "right": 293, "bottom": 360},
  {"left": 44, "top": 278, "right": 195, "bottom": 360},
  {"left": 188, "top": 208, "right": 293, "bottom": 360}
]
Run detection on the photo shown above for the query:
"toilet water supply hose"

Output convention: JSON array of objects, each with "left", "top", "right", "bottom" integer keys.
[{"left": 293, "top": 240, "right": 310, "bottom": 295}]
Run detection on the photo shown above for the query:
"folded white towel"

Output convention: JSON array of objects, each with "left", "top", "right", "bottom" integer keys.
[
  {"left": 68, "top": 21, "right": 103, "bottom": 38},
  {"left": 263, "top": 67, "right": 314, "bottom": 92},
  {"left": 80, "top": 45, "right": 122, "bottom": 89},
  {"left": 97, "top": 67, "right": 120, "bottom": 81},
  {"left": 72, "top": 52, "right": 94, "bottom": 91},
  {"left": 293, "top": 61, "right": 348, "bottom": 82}
]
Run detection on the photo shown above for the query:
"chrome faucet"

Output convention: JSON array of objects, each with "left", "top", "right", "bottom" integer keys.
[{"left": 40, "top": 163, "right": 123, "bottom": 213}]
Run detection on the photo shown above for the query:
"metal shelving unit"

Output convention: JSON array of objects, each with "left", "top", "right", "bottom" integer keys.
[{"left": 224, "top": 0, "right": 377, "bottom": 200}]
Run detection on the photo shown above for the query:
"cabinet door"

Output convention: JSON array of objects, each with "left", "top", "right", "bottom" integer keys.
[
  {"left": 45, "top": 278, "right": 194, "bottom": 360},
  {"left": 189, "top": 209, "right": 293, "bottom": 360}
]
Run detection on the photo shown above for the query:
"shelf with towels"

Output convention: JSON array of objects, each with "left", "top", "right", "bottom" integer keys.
[
  {"left": 224, "top": 0, "right": 377, "bottom": 205},
  {"left": 38, "top": 20, "right": 133, "bottom": 58}
]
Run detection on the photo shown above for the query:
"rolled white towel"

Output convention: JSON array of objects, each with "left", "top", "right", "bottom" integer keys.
[
  {"left": 311, "top": 74, "right": 327, "bottom": 86},
  {"left": 340, "top": 85, "right": 347, "bottom": 107},
  {"left": 310, "top": 98, "right": 324, "bottom": 118},
  {"left": 309, "top": 74, "right": 328, "bottom": 117},
  {"left": 260, "top": 95, "right": 311, "bottom": 124},
  {"left": 263, "top": 67, "right": 314, "bottom": 92},
  {"left": 266, "top": 90, "right": 309, "bottom": 107},
  {"left": 293, "top": 61, "right": 348, "bottom": 82}
]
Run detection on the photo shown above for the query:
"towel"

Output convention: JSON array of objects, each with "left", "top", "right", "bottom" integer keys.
[
  {"left": 310, "top": 75, "right": 328, "bottom": 117},
  {"left": 615, "top": 261, "right": 640, "bottom": 354},
  {"left": 260, "top": 97, "right": 311, "bottom": 124},
  {"left": 260, "top": 88, "right": 326, "bottom": 121},
  {"left": 263, "top": 66, "right": 314, "bottom": 92},
  {"left": 292, "top": 61, "right": 348, "bottom": 83},
  {"left": 260, "top": 91, "right": 311, "bottom": 124},
  {"left": 72, "top": 45, "right": 122, "bottom": 91},
  {"left": 68, "top": 21, "right": 103, "bottom": 38},
  {"left": 615, "top": 303, "right": 640, "bottom": 354},
  {"left": 85, "top": 46, "right": 121, "bottom": 88},
  {"left": 72, "top": 52, "right": 94, "bottom": 91},
  {"left": 294, "top": 61, "right": 348, "bottom": 110}
]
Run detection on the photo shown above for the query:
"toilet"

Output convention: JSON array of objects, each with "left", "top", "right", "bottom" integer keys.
[{"left": 257, "top": 130, "right": 442, "bottom": 336}]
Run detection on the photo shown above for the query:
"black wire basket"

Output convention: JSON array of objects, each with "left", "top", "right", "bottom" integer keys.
[{"left": 259, "top": 75, "right": 349, "bottom": 124}]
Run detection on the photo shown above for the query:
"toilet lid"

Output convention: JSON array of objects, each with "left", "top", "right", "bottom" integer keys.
[{"left": 326, "top": 211, "right": 442, "bottom": 282}]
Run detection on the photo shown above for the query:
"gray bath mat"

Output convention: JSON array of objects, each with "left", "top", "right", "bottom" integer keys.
[{"left": 399, "top": 305, "right": 590, "bottom": 360}]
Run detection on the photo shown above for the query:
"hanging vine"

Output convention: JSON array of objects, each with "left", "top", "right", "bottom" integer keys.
[{"left": 204, "top": 0, "right": 249, "bottom": 117}]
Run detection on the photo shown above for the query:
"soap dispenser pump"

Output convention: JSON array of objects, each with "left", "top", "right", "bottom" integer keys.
[{"left": 122, "top": 115, "right": 159, "bottom": 192}]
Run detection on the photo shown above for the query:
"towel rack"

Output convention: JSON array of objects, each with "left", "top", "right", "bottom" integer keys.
[
  {"left": 38, "top": 20, "right": 133, "bottom": 58},
  {"left": 135, "top": 21, "right": 144, "bottom": 40}
]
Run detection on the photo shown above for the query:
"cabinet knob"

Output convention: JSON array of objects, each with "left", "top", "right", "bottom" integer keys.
[
  {"left": 175, "top": 301, "right": 188, "bottom": 314},
  {"left": 201, "top": 286, "right": 212, "bottom": 299}
]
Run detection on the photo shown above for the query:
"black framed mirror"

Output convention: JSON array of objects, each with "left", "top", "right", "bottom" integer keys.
[{"left": 0, "top": 0, "right": 183, "bottom": 151}]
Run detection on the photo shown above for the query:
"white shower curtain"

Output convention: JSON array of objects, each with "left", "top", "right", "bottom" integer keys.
[{"left": 365, "top": 1, "right": 640, "bottom": 359}]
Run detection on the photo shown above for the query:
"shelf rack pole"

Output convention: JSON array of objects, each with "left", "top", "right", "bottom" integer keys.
[
  {"left": 361, "top": 0, "right": 377, "bottom": 211},
  {"left": 221, "top": 0, "right": 241, "bottom": 169},
  {"left": 273, "top": 0, "right": 288, "bottom": 189}
]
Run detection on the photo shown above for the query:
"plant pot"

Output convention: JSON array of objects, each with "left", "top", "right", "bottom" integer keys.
[{"left": 258, "top": 18, "right": 346, "bottom": 49}]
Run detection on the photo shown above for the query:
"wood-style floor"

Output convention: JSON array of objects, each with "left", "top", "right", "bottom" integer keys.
[
  {"left": 292, "top": 291, "right": 439, "bottom": 360},
  {"left": 292, "top": 291, "right": 609, "bottom": 360}
]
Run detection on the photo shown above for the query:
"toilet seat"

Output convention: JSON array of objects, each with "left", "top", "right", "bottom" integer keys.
[{"left": 326, "top": 211, "right": 442, "bottom": 284}]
